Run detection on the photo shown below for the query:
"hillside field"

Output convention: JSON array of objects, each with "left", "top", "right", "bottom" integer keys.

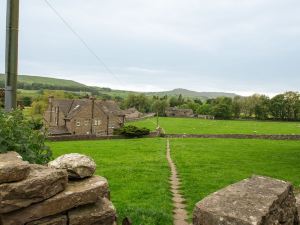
[
  {"left": 128, "top": 117, "right": 300, "bottom": 134},
  {"left": 49, "top": 137, "right": 300, "bottom": 224}
]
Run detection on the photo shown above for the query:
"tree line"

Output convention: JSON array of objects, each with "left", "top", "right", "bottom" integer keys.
[{"left": 122, "top": 91, "right": 300, "bottom": 121}]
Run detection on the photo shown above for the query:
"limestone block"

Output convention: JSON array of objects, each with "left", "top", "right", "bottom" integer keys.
[
  {"left": 193, "top": 176, "right": 299, "bottom": 225},
  {"left": 26, "top": 214, "right": 67, "bottom": 225},
  {"left": 48, "top": 153, "right": 96, "bottom": 179},
  {"left": 0, "top": 165, "right": 68, "bottom": 213},
  {"left": 0, "top": 152, "right": 30, "bottom": 184},
  {"left": 1, "top": 176, "right": 109, "bottom": 225},
  {"left": 68, "top": 198, "right": 116, "bottom": 225}
]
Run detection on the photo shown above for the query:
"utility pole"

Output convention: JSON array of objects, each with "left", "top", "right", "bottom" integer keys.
[{"left": 5, "top": 0, "right": 19, "bottom": 111}]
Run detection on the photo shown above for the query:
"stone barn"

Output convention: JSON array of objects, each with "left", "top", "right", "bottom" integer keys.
[
  {"left": 165, "top": 107, "right": 194, "bottom": 118},
  {"left": 43, "top": 97, "right": 125, "bottom": 136}
]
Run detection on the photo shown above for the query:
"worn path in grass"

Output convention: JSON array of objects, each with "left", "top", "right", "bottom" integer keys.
[{"left": 166, "top": 139, "right": 189, "bottom": 225}]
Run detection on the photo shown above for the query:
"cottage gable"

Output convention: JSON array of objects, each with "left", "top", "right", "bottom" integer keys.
[{"left": 44, "top": 97, "right": 125, "bottom": 136}]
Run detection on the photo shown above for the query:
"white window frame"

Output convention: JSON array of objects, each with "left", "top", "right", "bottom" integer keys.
[{"left": 76, "top": 121, "right": 81, "bottom": 127}]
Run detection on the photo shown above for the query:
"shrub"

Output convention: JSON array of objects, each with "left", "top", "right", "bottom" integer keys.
[
  {"left": 114, "top": 125, "right": 150, "bottom": 138},
  {"left": 0, "top": 110, "right": 52, "bottom": 164}
]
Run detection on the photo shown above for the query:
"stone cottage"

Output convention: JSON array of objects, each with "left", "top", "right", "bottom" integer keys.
[
  {"left": 165, "top": 107, "right": 194, "bottom": 118},
  {"left": 44, "top": 97, "right": 125, "bottom": 136}
]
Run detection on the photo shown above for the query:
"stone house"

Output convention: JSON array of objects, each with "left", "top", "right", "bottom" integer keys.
[
  {"left": 44, "top": 97, "right": 125, "bottom": 136},
  {"left": 124, "top": 107, "right": 143, "bottom": 121},
  {"left": 165, "top": 107, "right": 194, "bottom": 118}
]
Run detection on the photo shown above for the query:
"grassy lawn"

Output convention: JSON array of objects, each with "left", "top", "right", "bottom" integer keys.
[
  {"left": 48, "top": 138, "right": 172, "bottom": 225},
  {"left": 129, "top": 117, "right": 300, "bottom": 134},
  {"left": 170, "top": 138, "right": 300, "bottom": 218}
]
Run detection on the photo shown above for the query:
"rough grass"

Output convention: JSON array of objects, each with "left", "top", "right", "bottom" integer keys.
[
  {"left": 170, "top": 138, "right": 300, "bottom": 218},
  {"left": 48, "top": 138, "right": 172, "bottom": 225},
  {"left": 129, "top": 117, "right": 300, "bottom": 134}
]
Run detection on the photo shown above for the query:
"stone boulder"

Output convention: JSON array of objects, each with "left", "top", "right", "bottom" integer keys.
[
  {"left": 26, "top": 214, "right": 67, "bottom": 225},
  {"left": 0, "top": 152, "right": 30, "bottom": 184},
  {"left": 68, "top": 198, "right": 116, "bottom": 225},
  {"left": 0, "top": 164, "right": 68, "bottom": 214},
  {"left": 193, "top": 176, "right": 299, "bottom": 225},
  {"left": 48, "top": 153, "right": 96, "bottom": 179},
  {"left": 1, "top": 176, "right": 109, "bottom": 225}
]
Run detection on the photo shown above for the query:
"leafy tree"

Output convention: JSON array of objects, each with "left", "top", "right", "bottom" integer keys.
[
  {"left": 31, "top": 101, "right": 47, "bottom": 115},
  {"left": 211, "top": 97, "right": 233, "bottom": 119},
  {"left": 169, "top": 96, "right": 179, "bottom": 107},
  {"left": 152, "top": 99, "right": 169, "bottom": 116},
  {"left": 124, "top": 94, "right": 151, "bottom": 113},
  {"left": 22, "top": 96, "right": 32, "bottom": 107},
  {"left": 232, "top": 96, "right": 242, "bottom": 118},
  {"left": 196, "top": 104, "right": 213, "bottom": 115},
  {"left": 254, "top": 95, "right": 270, "bottom": 120},
  {"left": 0, "top": 110, "right": 52, "bottom": 164},
  {"left": 270, "top": 94, "right": 286, "bottom": 120},
  {"left": 177, "top": 94, "right": 185, "bottom": 106}
]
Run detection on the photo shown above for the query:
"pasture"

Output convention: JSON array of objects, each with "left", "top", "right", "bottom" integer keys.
[
  {"left": 129, "top": 117, "right": 300, "bottom": 134},
  {"left": 170, "top": 138, "right": 300, "bottom": 216},
  {"left": 49, "top": 135, "right": 300, "bottom": 224},
  {"left": 49, "top": 138, "right": 172, "bottom": 225}
]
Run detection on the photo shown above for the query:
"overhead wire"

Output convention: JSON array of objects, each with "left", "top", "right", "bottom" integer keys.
[{"left": 43, "top": 0, "right": 124, "bottom": 86}]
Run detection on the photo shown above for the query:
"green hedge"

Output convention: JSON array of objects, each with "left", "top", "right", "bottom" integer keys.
[
  {"left": 0, "top": 110, "right": 52, "bottom": 164},
  {"left": 114, "top": 125, "right": 150, "bottom": 138}
]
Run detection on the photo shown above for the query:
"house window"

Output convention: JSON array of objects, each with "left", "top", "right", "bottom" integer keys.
[
  {"left": 76, "top": 121, "right": 81, "bottom": 127},
  {"left": 84, "top": 120, "right": 89, "bottom": 126},
  {"left": 94, "top": 119, "right": 101, "bottom": 126}
]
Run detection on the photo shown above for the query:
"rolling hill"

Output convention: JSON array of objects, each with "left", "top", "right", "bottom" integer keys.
[
  {"left": 0, "top": 74, "right": 86, "bottom": 88},
  {"left": 0, "top": 74, "right": 237, "bottom": 99},
  {"left": 146, "top": 88, "right": 237, "bottom": 99}
]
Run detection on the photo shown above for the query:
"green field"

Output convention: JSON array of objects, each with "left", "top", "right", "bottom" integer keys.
[
  {"left": 49, "top": 136, "right": 300, "bottom": 224},
  {"left": 49, "top": 139, "right": 172, "bottom": 225},
  {"left": 170, "top": 138, "right": 300, "bottom": 216},
  {"left": 129, "top": 117, "right": 300, "bottom": 134}
]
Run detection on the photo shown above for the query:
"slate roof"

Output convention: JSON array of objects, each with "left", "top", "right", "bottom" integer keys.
[{"left": 51, "top": 99, "right": 124, "bottom": 119}]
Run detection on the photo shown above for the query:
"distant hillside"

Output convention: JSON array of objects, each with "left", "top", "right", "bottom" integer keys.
[
  {"left": 0, "top": 74, "right": 86, "bottom": 88},
  {"left": 146, "top": 88, "right": 237, "bottom": 100},
  {"left": 0, "top": 74, "right": 238, "bottom": 99}
]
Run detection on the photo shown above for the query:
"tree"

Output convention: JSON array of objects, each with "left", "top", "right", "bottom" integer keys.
[
  {"left": 196, "top": 104, "right": 213, "bottom": 115},
  {"left": 124, "top": 94, "right": 151, "bottom": 113},
  {"left": 169, "top": 96, "right": 179, "bottom": 107},
  {"left": 212, "top": 97, "right": 233, "bottom": 119},
  {"left": 152, "top": 99, "right": 169, "bottom": 116},
  {"left": 31, "top": 101, "right": 47, "bottom": 115},
  {"left": 270, "top": 94, "right": 286, "bottom": 120},
  {"left": 254, "top": 95, "right": 270, "bottom": 120},
  {"left": 22, "top": 96, "right": 32, "bottom": 107},
  {"left": 232, "top": 96, "right": 242, "bottom": 118}
]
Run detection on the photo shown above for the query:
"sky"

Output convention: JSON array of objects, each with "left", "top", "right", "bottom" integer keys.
[{"left": 0, "top": 0, "right": 300, "bottom": 96}]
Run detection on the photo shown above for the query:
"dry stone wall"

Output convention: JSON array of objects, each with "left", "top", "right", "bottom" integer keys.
[
  {"left": 0, "top": 152, "right": 116, "bottom": 225},
  {"left": 193, "top": 176, "right": 299, "bottom": 225}
]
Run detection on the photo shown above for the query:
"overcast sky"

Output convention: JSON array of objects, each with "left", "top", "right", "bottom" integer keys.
[{"left": 0, "top": 0, "right": 300, "bottom": 96}]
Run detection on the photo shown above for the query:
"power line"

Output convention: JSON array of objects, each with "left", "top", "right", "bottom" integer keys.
[{"left": 43, "top": 0, "right": 123, "bottom": 86}]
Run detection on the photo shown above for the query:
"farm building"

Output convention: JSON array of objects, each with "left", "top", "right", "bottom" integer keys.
[
  {"left": 124, "top": 107, "right": 143, "bottom": 121},
  {"left": 165, "top": 107, "right": 194, "bottom": 118},
  {"left": 44, "top": 96, "right": 125, "bottom": 136}
]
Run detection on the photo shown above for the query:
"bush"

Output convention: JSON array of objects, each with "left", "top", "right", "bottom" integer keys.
[
  {"left": 114, "top": 125, "right": 150, "bottom": 138},
  {"left": 0, "top": 110, "right": 52, "bottom": 164}
]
